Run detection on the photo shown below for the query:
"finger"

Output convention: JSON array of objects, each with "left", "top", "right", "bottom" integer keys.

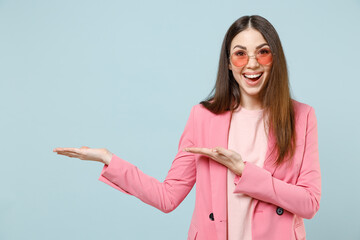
[
  {"left": 55, "top": 148, "right": 81, "bottom": 154},
  {"left": 184, "top": 147, "right": 213, "bottom": 155},
  {"left": 214, "top": 147, "right": 232, "bottom": 157},
  {"left": 184, "top": 147, "right": 221, "bottom": 161},
  {"left": 56, "top": 151, "right": 76, "bottom": 156},
  {"left": 57, "top": 152, "right": 80, "bottom": 158},
  {"left": 53, "top": 148, "right": 63, "bottom": 152},
  {"left": 67, "top": 153, "right": 79, "bottom": 158}
]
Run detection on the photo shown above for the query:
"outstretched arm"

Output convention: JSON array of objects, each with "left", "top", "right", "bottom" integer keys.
[
  {"left": 99, "top": 106, "right": 197, "bottom": 213},
  {"left": 54, "top": 106, "right": 197, "bottom": 213}
]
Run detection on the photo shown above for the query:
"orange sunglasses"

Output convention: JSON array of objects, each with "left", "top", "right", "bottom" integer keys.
[{"left": 230, "top": 48, "right": 273, "bottom": 67}]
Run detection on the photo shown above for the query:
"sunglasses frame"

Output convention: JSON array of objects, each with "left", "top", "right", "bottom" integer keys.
[{"left": 229, "top": 47, "right": 274, "bottom": 67}]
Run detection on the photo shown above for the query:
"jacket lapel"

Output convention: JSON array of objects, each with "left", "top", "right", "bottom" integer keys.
[{"left": 209, "top": 111, "right": 232, "bottom": 240}]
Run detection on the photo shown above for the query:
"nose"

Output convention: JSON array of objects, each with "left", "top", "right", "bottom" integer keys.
[{"left": 246, "top": 55, "right": 260, "bottom": 69}]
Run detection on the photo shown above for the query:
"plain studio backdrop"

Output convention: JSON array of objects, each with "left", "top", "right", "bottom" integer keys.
[{"left": 1, "top": 0, "right": 359, "bottom": 239}]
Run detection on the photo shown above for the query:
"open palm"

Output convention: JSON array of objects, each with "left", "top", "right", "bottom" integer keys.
[{"left": 53, "top": 146, "right": 113, "bottom": 164}]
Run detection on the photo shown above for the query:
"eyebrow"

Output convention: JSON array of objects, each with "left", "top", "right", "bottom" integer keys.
[{"left": 233, "top": 43, "right": 269, "bottom": 50}]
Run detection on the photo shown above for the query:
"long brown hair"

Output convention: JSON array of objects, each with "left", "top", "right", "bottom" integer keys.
[{"left": 200, "top": 15, "right": 296, "bottom": 166}]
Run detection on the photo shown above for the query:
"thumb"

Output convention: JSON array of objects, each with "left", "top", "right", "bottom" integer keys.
[{"left": 214, "top": 146, "right": 230, "bottom": 157}]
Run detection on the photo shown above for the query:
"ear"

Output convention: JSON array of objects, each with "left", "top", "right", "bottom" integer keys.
[{"left": 228, "top": 63, "right": 232, "bottom": 70}]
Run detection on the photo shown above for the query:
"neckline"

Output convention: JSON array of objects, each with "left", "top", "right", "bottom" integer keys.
[{"left": 233, "top": 105, "right": 264, "bottom": 116}]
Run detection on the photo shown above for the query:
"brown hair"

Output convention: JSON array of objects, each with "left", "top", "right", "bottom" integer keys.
[{"left": 200, "top": 15, "right": 295, "bottom": 166}]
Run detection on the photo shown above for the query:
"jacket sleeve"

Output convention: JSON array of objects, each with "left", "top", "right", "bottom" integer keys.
[
  {"left": 233, "top": 106, "right": 321, "bottom": 219},
  {"left": 98, "top": 106, "right": 197, "bottom": 213}
]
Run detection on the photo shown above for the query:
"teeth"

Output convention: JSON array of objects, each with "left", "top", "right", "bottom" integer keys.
[{"left": 244, "top": 73, "right": 262, "bottom": 78}]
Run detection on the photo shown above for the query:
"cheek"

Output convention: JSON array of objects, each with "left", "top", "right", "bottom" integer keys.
[
  {"left": 231, "top": 66, "right": 245, "bottom": 77},
  {"left": 262, "top": 66, "right": 272, "bottom": 78},
  {"left": 231, "top": 68, "right": 245, "bottom": 83}
]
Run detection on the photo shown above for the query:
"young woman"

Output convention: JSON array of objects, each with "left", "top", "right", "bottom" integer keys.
[{"left": 54, "top": 15, "right": 321, "bottom": 240}]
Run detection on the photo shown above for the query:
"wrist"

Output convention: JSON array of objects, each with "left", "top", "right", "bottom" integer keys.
[
  {"left": 102, "top": 150, "right": 113, "bottom": 165},
  {"left": 236, "top": 161, "right": 245, "bottom": 176}
]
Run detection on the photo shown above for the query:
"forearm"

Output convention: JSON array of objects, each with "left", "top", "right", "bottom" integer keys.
[
  {"left": 100, "top": 153, "right": 196, "bottom": 213},
  {"left": 99, "top": 105, "right": 197, "bottom": 213},
  {"left": 234, "top": 162, "right": 321, "bottom": 219}
]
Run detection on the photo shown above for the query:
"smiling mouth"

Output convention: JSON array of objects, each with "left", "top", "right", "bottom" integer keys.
[{"left": 243, "top": 73, "right": 263, "bottom": 81}]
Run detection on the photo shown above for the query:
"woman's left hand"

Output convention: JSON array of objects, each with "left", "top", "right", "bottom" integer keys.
[{"left": 183, "top": 146, "right": 245, "bottom": 176}]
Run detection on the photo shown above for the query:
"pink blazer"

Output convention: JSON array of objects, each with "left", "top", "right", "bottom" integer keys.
[{"left": 99, "top": 99, "right": 321, "bottom": 240}]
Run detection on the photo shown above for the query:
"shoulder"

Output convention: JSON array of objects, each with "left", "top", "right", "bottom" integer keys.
[
  {"left": 292, "top": 99, "right": 316, "bottom": 116},
  {"left": 291, "top": 99, "right": 317, "bottom": 128},
  {"left": 190, "top": 103, "right": 219, "bottom": 118}
]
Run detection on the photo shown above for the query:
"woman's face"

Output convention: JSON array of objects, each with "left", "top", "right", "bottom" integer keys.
[{"left": 229, "top": 28, "right": 273, "bottom": 102}]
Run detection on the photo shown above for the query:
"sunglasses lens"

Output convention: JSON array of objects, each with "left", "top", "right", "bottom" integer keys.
[
  {"left": 231, "top": 51, "right": 248, "bottom": 67},
  {"left": 257, "top": 48, "right": 273, "bottom": 65},
  {"left": 231, "top": 48, "right": 273, "bottom": 67}
]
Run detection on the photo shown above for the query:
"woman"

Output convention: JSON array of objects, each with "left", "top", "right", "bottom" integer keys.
[{"left": 54, "top": 15, "right": 321, "bottom": 240}]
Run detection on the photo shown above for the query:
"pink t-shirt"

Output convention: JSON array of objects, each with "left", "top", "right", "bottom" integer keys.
[{"left": 227, "top": 106, "right": 268, "bottom": 240}]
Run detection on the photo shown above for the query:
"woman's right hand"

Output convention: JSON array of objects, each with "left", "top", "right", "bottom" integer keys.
[{"left": 53, "top": 146, "right": 113, "bottom": 165}]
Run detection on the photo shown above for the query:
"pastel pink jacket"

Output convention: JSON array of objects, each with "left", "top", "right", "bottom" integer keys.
[{"left": 99, "top": 100, "right": 321, "bottom": 240}]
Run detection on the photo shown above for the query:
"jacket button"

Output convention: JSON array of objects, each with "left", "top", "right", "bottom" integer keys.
[
  {"left": 276, "top": 207, "right": 284, "bottom": 216},
  {"left": 209, "top": 213, "right": 214, "bottom": 221}
]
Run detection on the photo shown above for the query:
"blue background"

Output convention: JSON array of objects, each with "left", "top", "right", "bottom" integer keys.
[{"left": 1, "top": 0, "right": 359, "bottom": 239}]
